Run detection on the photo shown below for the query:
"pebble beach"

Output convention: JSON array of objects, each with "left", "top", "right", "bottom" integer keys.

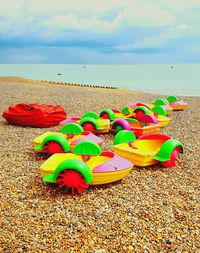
[{"left": 0, "top": 76, "right": 199, "bottom": 253}]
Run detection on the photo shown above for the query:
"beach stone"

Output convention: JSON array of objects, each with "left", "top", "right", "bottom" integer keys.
[{"left": 0, "top": 77, "right": 199, "bottom": 253}]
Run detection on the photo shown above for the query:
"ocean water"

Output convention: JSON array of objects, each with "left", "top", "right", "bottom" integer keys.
[{"left": 0, "top": 64, "right": 200, "bottom": 96}]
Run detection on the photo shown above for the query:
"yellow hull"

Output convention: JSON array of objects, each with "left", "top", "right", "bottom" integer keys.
[
  {"left": 129, "top": 122, "right": 161, "bottom": 136},
  {"left": 157, "top": 115, "right": 170, "bottom": 128},
  {"left": 114, "top": 147, "right": 156, "bottom": 167},
  {"left": 141, "top": 125, "right": 160, "bottom": 134},
  {"left": 97, "top": 119, "right": 110, "bottom": 133},
  {"left": 166, "top": 109, "right": 173, "bottom": 115},
  {"left": 159, "top": 121, "right": 169, "bottom": 128},
  {"left": 114, "top": 112, "right": 126, "bottom": 119},
  {"left": 40, "top": 153, "right": 82, "bottom": 178},
  {"left": 40, "top": 153, "right": 133, "bottom": 185},
  {"left": 96, "top": 128, "right": 110, "bottom": 133},
  {"left": 33, "top": 132, "right": 65, "bottom": 145},
  {"left": 113, "top": 141, "right": 162, "bottom": 167},
  {"left": 170, "top": 104, "right": 187, "bottom": 110},
  {"left": 91, "top": 167, "right": 133, "bottom": 185},
  {"left": 33, "top": 132, "right": 84, "bottom": 146}
]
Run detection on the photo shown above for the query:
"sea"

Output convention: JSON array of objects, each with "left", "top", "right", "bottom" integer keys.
[{"left": 0, "top": 64, "right": 200, "bottom": 96}]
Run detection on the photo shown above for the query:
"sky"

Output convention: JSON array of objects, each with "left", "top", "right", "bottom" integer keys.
[{"left": 0, "top": 0, "right": 200, "bottom": 64}]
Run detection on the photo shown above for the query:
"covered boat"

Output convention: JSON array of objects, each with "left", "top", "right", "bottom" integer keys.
[{"left": 2, "top": 103, "right": 66, "bottom": 127}]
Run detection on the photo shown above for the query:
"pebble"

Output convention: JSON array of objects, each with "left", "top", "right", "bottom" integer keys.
[{"left": 0, "top": 77, "right": 199, "bottom": 252}]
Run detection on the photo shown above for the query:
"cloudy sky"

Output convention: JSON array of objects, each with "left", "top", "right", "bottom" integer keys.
[{"left": 0, "top": 0, "right": 200, "bottom": 63}]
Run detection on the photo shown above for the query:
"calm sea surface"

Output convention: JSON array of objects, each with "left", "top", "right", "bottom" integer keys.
[{"left": 0, "top": 64, "right": 200, "bottom": 96}]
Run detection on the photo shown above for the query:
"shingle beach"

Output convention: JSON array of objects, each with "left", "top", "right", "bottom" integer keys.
[{"left": 0, "top": 77, "right": 199, "bottom": 253}]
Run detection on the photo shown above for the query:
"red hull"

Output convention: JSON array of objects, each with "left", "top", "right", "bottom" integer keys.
[{"left": 2, "top": 103, "right": 66, "bottom": 127}]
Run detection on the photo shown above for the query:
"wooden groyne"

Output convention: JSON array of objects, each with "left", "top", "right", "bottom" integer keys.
[{"left": 39, "top": 80, "right": 118, "bottom": 89}]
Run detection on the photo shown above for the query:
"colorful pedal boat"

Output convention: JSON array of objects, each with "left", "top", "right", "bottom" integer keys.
[
  {"left": 113, "top": 131, "right": 183, "bottom": 168},
  {"left": 166, "top": 96, "right": 187, "bottom": 111},
  {"left": 40, "top": 140, "right": 133, "bottom": 194},
  {"left": 33, "top": 122, "right": 103, "bottom": 154},
  {"left": 121, "top": 102, "right": 151, "bottom": 119},
  {"left": 60, "top": 112, "right": 110, "bottom": 133},
  {"left": 100, "top": 109, "right": 126, "bottom": 120},
  {"left": 60, "top": 111, "right": 161, "bottom": 137},
  {"left": 111, "top": 118, "right": 161, "bottom": 138},
  {"left": 150, "top": 98, "right": 173, "bottom": 115},
  {"left": 121, "top": 103, "right": 171, "bottom": 128},
  {"left": 101, "top": 104, "right": 156, "bottom": 121},
  {"left": 100, "top": 103, "right": 170, "bottom": 128}
]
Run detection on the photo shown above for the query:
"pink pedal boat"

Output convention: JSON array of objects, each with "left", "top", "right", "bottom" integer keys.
[{"left": 166, "top": 96, "right": 187, "bottom": 111}]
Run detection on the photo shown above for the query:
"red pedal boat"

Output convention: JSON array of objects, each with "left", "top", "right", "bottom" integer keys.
[{"left": 2, "top": 103, "right": 66, "bottom": 127}]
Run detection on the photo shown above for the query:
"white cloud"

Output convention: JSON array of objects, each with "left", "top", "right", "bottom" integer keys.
[
  {"left": 42, "top": 10, "right": 125, "bottom": 35},
  {"left": 0, "top": 0, "right": 23, "bottom": 19},
  {"left": 0, "top": 0, "right": 200, "bottom": 48},
  {"left": 114, "top": 22, "right": 194, "bottom": 52},
  {"left": 124, "top": 4, "right": 174, "bottom": 27},
  {"left": 0, "top": 1, "right": 198, "bottom": 29},
  {"left": 33, "top": 0, "right": 200, "bottom": 36},
  {"left": 176, "top": 24, "right": 189, "bottom": 31},
  {"left": 24, "top": 0, "right": 125, "bottom": 17}
]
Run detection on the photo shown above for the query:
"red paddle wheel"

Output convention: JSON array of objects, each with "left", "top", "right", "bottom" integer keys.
[
  {"left": 43, "top": 141, "right": 64, "bottom": 154},
  {"left": 82, "top": 122, "right": 96, "bottom": 133},
  {"left": 101, "top": 112, "right": 110, "bottom": 119},
  {"left": 134, "top": 109, "right": 145, "bottom": 121},
  {"left": 161, "top": 147, "right": 182, "bottom": 168},
  {"left": 56, "top": 170, "right": 89, "bottom": 194}
]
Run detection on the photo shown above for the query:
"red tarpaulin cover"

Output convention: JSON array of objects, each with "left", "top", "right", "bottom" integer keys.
[{"left": 2, "top": 103, "right": 67, "bottom": 127}]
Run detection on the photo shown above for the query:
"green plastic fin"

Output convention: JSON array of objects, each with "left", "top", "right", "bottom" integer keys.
[
  {"left": 133, "top": 106, "right": 150, "bottom": 114},
  {"left": 154, "top": 98, "right": 169, "bottom": 106},
  {"left": 121, "top": 106, "right": 130, "bottom": 115},
  {"left": 60, "top": 123, "right": 83, "bottom": 134},
  {"left": 126, "top": 118, "right": 139, "bottom": 123},
  {"left": 167, "top": 95, "right": 179, "bottom": 102},
  {"left": 82, "top": 111, "right": 99, "bottom": 120},
  {"left": 100, "top": 108, "right": 115, "bottom": 120},
  {"left": 79, "top": 117, "right": 101, "bottom": 130},
  {"left": 73, "top": 141, "right": 102, "bottom": 156},
  {"left": 43, "top": 173, "right": 55, "bottom": 183},
  {"left": 41, "top": 134, "right": 70, "bottom": 152},
  {"left": 113, "top": 130, "right": 136, "bottom": 145},
  {"left": 151, "top": 106, "right": 167, "bottom": 116},
  {"left": 51, "top": 159, "right": 93, "bottom": 184},
  {"left": 153, "top": 139, "right": 184, "bottom": 162}
]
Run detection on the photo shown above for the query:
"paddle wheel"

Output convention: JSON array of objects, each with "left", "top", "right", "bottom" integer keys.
[{"left": 56, "top": 170, "right": 89, "bottom": 194}]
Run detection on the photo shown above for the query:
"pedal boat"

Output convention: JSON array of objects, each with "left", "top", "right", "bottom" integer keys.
[
  {"left": 33, "top": 123, "right": 103, "bottom": 154},
  {"left": 166, "top": 96, "right": 187, "bottom": 111},
  {"left": 113, "top": 130, "right": 183, "bottom": 168},
  {"left": 40, "top": 141, "right": 133, "bottom": 194},
  {"left": 60, "top": 111, "right": 110, "bottom": 134}
]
